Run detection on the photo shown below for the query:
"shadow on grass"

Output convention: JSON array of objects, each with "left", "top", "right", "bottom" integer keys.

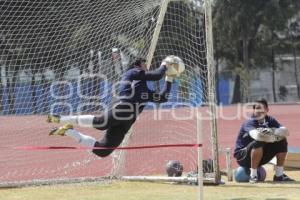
[
  {"left": 263, "top": 180, "right": 300, "bottom": 185},
  {"left": 230, "top": 198, "right": 288, "bottom": 200},
  {"left": 222, "top": 181, "right": 300, "bottom": 189}
]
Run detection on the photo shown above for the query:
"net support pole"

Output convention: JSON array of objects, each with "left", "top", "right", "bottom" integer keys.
[
  {"left": 204, "top": 0, "right": 220, "bottom": 183},
  {"left": 146, "top": 0, "right": 171, "bottom": 69},
  {"left": 225, "top": 147, "right": 233, "bottom": 181},
  {"left": 197, "top": 111, "right": 203, "bottom": 200}
]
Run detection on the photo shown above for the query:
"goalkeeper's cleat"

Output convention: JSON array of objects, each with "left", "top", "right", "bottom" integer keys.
[
  {"left": 273, "top": 174, "right": 295, "bottom": 182},
  {"left": 249, "top": 176, "right": 258, "bottom": 184},
  {"left": 47, "top": 114, "right": 61, "bottom": 123},
  {"left": 49, "top": 123, "right": 73, "bottom": 136}
]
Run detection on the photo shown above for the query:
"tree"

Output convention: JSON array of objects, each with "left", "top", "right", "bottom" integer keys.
[
  {"left": 252, "top": 0, "right": 300, "bottom": 102},
  {"left": 213, "top": 0, "right": 300, "bottom": 103},
  {"left": 153, "top": 1, "right": 207, "bottom": 101},
  {"left": 287, "top": 17, "right": 300, "bottom": 99},
  {"left": 213, "top": 0, "right": 268, "bottom": 103}
]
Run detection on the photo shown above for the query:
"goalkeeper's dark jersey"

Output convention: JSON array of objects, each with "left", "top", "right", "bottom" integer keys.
[
  {"left": 118, "top": 65, "right": 171, "bottom": 104},
  {"left": 234, "top": 115, "right": 281, "bottom": 155}
]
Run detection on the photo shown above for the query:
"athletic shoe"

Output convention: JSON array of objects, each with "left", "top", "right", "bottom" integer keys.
[
  {"left": 49, "top": 123, "right": 73, "bottom": 136},
  {"left": 47, "top": 114, "right": 61, "bottom": 123},
  {"left": 249, "top": 176, "right": 258, "bottom": 184},
  {"left": 273, "top": 174, "right": 295, "bottom": 182}
]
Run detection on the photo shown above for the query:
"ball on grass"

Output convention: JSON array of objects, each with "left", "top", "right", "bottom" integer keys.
[
  {"left": 234, "top": 166, "right": 266, "bottom": 182},
  {"left": 166, "top": 160, "right": 183, "bottom": 177}
]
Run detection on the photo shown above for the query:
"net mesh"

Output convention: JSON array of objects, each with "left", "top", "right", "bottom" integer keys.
[{"left": 0, "top": 0, "right": 219, "bottom": 185}]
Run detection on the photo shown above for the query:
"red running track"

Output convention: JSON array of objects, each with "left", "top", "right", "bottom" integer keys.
[{"left": 0, "top": 104, "right": 299, "bottom": 183}]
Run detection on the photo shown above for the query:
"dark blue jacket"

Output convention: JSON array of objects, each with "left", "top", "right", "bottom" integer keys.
[
  {"left": 118, "top": 65, "right": 171, "bottom": 104},
  {"left": 234, "top": 115, "right": 281, "bottom": 155}
]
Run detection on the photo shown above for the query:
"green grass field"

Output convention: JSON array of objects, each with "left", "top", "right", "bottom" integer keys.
[{"left": 1, "top": 166, "right": 300, "bottom": 200}]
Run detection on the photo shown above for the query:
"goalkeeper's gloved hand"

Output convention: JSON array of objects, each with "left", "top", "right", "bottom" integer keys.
[
  {"left": 260, "top": 128, "right": 274, "bottom": 135},
  {"left": 255, "top": 127, "right": 273, "bottom": 135},
  {"left": 161, "top": 61, "right": 171, "bottom": 67},
  {"left": 162, "top": 60, "right": 176, "bottom": 82},
  {"left": 165, "top": 75, "right": 174, "bottom": 82}
]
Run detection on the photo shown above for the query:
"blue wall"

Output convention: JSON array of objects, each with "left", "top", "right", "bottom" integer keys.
[
  {"left": 0, "top": 78, "right": 208, "bottom": 115},
  {"left": 218, "top": 75, "right": 230, "bottom": 105},
  {"left": 0, "top": 76, "right": 231, "bottom": 115}
]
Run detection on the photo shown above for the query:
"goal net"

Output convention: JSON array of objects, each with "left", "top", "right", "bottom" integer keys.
[{"left": 0, "top": 0, "right": 220, "bottom": 187}]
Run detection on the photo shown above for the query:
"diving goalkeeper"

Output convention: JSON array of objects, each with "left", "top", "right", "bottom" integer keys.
[
  {"left": 47, "top": 57, "right": 178, "bottom": 157},
  {"left": 234, "top": 98, "right": 295, "bottom": 183}
]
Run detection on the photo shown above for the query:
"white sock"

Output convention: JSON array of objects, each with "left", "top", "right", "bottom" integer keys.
[
  {"left": 60, "top": 115, "right": 94, "bottom": 127},
  {"left": 275, "top": 166, "right": 284, "bottom": 177},
  {"left": 250, "top": 168, "right": 258, "bottom": 178},
  {"left": 65, "top": 129, "right": 96, "bottom": 147}
]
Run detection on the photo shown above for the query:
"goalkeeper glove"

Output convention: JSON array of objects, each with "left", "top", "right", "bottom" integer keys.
[
  {"left": 161, "top": 61, "right": 171, "bottom": 67},
  {"left": 165, "top": 75, "right": 174, "bottom": 82}
]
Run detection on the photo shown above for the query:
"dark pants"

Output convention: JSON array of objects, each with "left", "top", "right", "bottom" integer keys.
[
  {"left": 234, "top": 139, "right": 288, "bottom": 168},
  {"left": 92, "top": 102, "right": 141, "bottom": 157}
]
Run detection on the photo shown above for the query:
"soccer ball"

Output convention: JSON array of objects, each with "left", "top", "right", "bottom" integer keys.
[
  {"left": 166, "top": 160, "right": 183, "bottom": 177},
  {"left": 234, "top": 166, "right": 266, "bottom": 182},
  {"left": 164, "top": 55, "right": 185, "bottom": 77}
]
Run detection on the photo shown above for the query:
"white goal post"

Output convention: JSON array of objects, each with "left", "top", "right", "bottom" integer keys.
[{"left": 112, "top": 2, "right": 219, "bottom": 197}]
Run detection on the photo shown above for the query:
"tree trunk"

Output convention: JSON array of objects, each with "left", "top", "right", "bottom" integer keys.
[
  {"left": 242, "top": 37, "right": 249, "bottom": 69},
  {"left": 55, "top": 69, "right": 66, "bottom": 113},
  {"left": 31, "top": 73, "right": 37, "bottom": 114},
  {"left": 8, "top": 71, "right": 18, "bottom": 114},
  {"left": 215, "top": 56, "right": 220, "bottom": 105},
  {"left": 0, "top": 66, "right": 3, "bottom": 113},
  {"left": 271, "top": 46, "right": 277, "bottom": 102},
  {"left": 242, "top": 36, "right": 249, "bottom": 103},
  {"left": 293, "top": 46, "right": 300, "bottom": 99},
  {"left": 92, "top": 50, "right": 101, "bottom": 112},
  {"left": 41, "top": 73, "right": 49, "bottom": 114},
  {"left": 231, "top": 74, "right": 241, "bottom": 104}
]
